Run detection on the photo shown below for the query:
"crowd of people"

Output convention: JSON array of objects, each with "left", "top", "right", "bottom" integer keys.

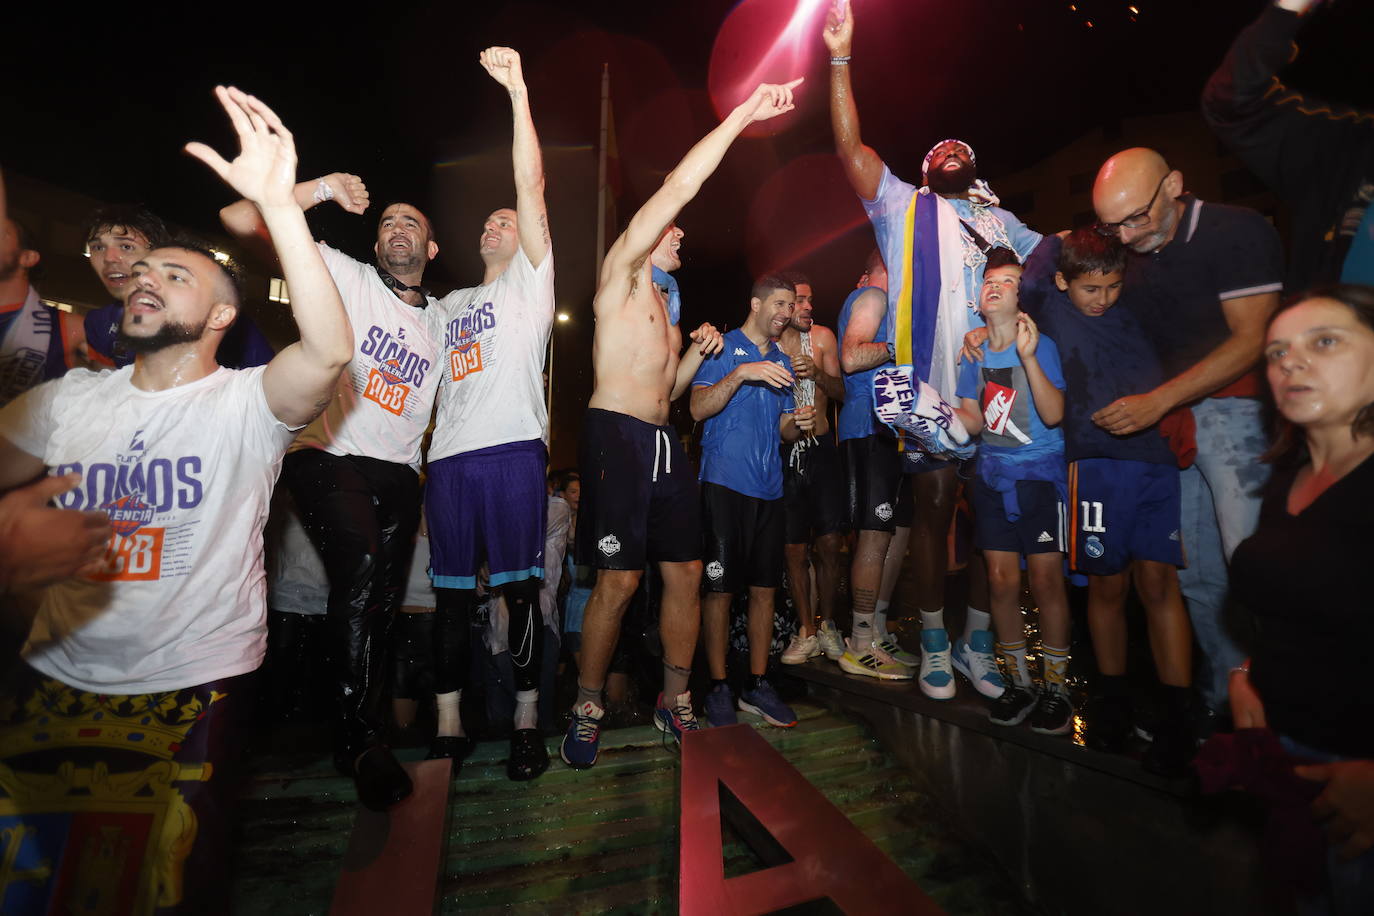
[{"left": 0, "top": 0, "right": 1370, "bottom": 912}]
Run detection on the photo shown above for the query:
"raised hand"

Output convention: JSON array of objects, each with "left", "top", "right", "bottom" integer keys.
[
  {"left": 1014, "top": 312, "right": 1040, "bottom": 360},
  {"left": 186, "top": 86, "right": 298, "bottom": 209},
  {"left": 689, "top": 322, "right": 724, "bottom": 356},
  {"left": 738, "top": 360, "right": 795, "bottom": 389},
  {"left": 823, "top": 0, "right": 853, "bottom": 57},
  {"left": 480, "top": 46, "right": 526, "bottom": 92},
  {"left": 323, "top": 173, "right": 370, "bottom": 215},
  {"left": 739, "top": 79, "right": 804, "bottom": 124}
]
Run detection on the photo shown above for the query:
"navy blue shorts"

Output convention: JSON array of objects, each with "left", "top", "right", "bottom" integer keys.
[
  {"left": 1068, "top": 458, "right": 1183, "bottom": 575},
  {"left": 971, "top": 476, "right": 1065, "bottom": 556},
  {"left": 426, "top": 439, "right": 548, "bottom": 589}
]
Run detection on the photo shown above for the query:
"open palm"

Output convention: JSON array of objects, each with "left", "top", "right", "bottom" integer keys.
[{"left": 186, "top": 86, "right": 298, "bottom": 209}]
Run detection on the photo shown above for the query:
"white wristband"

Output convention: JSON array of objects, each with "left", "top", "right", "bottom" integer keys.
[{"left": 312, "top": 178, "right": 335, "bottom": 204}]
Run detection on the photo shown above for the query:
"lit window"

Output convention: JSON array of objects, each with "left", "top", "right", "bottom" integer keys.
[{"left": 268, "top": 278, "right": 290, "bottom": 304}]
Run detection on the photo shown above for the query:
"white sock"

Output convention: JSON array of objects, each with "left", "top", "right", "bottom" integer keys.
[
  {"left": 920, "top": 608, "right": 946, "bottom": 632},
  {"left": 436, "top": 690, "right": 464, "bottom": 738},
  {"left": 963, "top": 607, "right": 991, "bottom": 643},
  {"left": 851, "top": 612, "right": 875, "bottom": 651},
  {"left": 873, "top": 600, "right": 890, "bottom": 638},
  {"left": 514, "top": 688, "right": 539, "bottom": 731}
]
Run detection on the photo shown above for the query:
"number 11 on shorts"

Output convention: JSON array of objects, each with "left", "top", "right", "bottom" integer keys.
[{"left": 1079, "top": 501, "right": 1106, "bottom": 533}]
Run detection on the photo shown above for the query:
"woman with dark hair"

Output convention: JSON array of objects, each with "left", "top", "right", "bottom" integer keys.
[{"left": 1229, "top": 283, "right": 1374, "bottom": 914}]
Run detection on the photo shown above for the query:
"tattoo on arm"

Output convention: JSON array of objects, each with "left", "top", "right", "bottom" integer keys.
[{"left": 539, "top": 212, "right": 549, "bottom": 247}]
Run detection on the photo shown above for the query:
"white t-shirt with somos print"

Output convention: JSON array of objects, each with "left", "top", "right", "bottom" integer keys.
[
  {"left": 291, "top": 243, "right": 442, "bottom": 469},
  {"left": 426, "top": 245, "right": 554, "bottom": 461},
  {"left": 0, "top": 365, "right": 297, "bottom": 693}
]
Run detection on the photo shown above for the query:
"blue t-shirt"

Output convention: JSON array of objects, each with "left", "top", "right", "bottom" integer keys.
[
  {"left": 693, "top": 327, "right": 796, "bottom": 500},
  {"left": 1019, "top": 237, "right": 1174, "bottom": 465},
  {"left": 956, "top": 334, "right": 1065, "bottom": 468},
  {"left": 835, "top": 286, "right": 893, "bottom": 443},
  {"left": 84, "top": 302, "right": 276, "bottom": 369}
]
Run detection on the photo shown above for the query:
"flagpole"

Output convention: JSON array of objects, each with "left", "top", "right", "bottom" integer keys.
[{"left": 595, "top": 62, "right": 610, "bottom": 281}]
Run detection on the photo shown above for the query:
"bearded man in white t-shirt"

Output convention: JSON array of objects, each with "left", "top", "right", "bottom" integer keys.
[
  {"left": 419, "top": 46, "right": 557, "bottom": 782},
  {"left": 0, "top": 87, "right": 353, "bottom": 915},
  {"left": 220, "top": 120, "right": 442, "bottom": 810}
]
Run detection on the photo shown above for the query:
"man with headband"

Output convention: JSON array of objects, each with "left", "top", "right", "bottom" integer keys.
[
  {"left": 824, "top": 0, "right": 1041, "bottom": 700},
  {"left": 220, "top": 113, "right": 438, "bottom": 808},
  {"left": 563, "top": 79, "right": 800, "bottom": 769}
]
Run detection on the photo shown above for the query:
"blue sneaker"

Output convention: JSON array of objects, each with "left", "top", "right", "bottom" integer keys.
[
  {"left": 918, "top": 628, "right": 956, "bottom": 700},
  {"left": 704, "top": 683, "right": 738, "bottom": 727},
  {"left": 560, "top": 700, "right": 604, "bottom": 769},
  {"left": 952, "top": 630, "right": 1006, "bottom": 699},
  {"left": 653, "top": 691, "right": 701, "bottom": 745},
  {"left": 738, "top": 679, "right": 798, "bottom": 728}
]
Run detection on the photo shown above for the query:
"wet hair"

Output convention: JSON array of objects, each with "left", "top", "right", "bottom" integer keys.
[
  {"left": 1058, "top": 228, "right": 1127, "bottom": 282},
  {"left": 377, "top": 201, "right": 434, "bottom": 239},
  {"left": 158, "top": 235, "right": 243, "bottom": 310},
  {"left": 778, "top": 270, "right": 811, "bottom": 291},
  {"left": 1264, "top": 283, "right": 1374, "bottom": 462},
  {"left": 85, "top": 204, "right": 171, "bottom": 249},
  {"left": 751, "top": 273, "right": 795, "bottom": 303},
  {"left": 983, "top": 246, "right": 1021, "bottom": 273}
]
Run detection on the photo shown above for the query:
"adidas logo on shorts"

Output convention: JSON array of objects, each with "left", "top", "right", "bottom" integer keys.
[
  {"left": 1036, "top": 531, "right": 1054, "bottom": 543},
  {"left": 598, "top": 534, "right": 621, "bottom": 557},
  {"left": 706, "top": 560, "right": 725, "bottom": 581},
  {"left": 874, "top": 502, "right": 893, "bottom": 522}
]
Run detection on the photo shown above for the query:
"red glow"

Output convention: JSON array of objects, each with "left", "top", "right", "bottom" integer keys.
[{"left": 708, "top": 0, "right": 827, "bottom": 137}]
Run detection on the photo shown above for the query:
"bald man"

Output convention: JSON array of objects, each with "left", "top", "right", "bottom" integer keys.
[{"left": 1092, "top": 147, "right": 1282, "bottom": 722}]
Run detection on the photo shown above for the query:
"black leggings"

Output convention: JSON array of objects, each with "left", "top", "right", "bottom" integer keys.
[
  {"left": 282, "top": 450, "right": 420, "bottom": 754},
  {"left": 434, "top": 577, "right": 544, "bottom": 695}
]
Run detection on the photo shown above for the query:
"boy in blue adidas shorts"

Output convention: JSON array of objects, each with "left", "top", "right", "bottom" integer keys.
[
  {"left": 1016, "top": 228, "right": 1194, "bottom": 775},
  {"left": 956, "top": 248, "right": 1074, "bottom": 736}
]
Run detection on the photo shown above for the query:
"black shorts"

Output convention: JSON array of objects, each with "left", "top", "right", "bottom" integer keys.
[
  {"left": 701, "top": 482, "right": 784, "bottom": 593},
  {"left": 843, "top": 434, "right": 903, "bottom": 532},
  {"left": 576, "top": 408, "right": 700, "bottom": 570},
  {"left": 782, "top": 437, "right": 847, "bottom": 544},
  {"left": 971, "top": 476, "right": 1066, "bottom": 556}
]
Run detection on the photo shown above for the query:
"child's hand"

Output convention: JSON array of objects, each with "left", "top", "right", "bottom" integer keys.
[{"left": 1014, "top": 312, "right": 1040, "bottom": 360}]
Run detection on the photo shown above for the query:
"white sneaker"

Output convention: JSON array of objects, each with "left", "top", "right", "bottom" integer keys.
[
  {"left": 918, "top": 628, "right": 956, "bottom": 700},
  {"left": 873, "top": 633, "right": 920, "bottom": 668},
  {"left": 839, "top": 638, "right": 915, "bottom": 681},
  {"left": 817, "top": 621, "right": 845, "bottom": 660},
  {"left": 781, "top": 632, "right": 821, "bottom": 665},
  {"left": 952, "top": 631, "right": 1007, "bottom": 699}
]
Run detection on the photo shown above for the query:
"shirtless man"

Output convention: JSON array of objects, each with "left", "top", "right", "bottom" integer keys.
[
  {"left": 562, "top": 79, "right": 802, "bottom": 768},
  {"left": 774, "top": 272, "right": 848, "bottom": 664}
]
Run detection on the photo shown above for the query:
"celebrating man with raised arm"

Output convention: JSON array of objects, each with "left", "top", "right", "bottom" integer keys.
[
  {"left": 0, "top": 87, "right": 352, "bottom": 914},
  {"left": 824, "top": 0, "right": 1041, "bottom": 701},
  {"left": 420, "top": 47, "right": 557, "bottom": 781},
  {"left": 562, "top": 79, "right": 800, "bottom": 769}
]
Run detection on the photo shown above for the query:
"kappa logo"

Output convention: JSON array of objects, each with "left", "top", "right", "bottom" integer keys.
[
  {"left": 733, "top": 347, "right": 747, "bottom": 357},
  {"left": 598, "top": 534, "right": 621, "bottom": 557},
  {"left": 1085, "top": 535, "right": 1105, "bottom": 559},
  {"left": 1036, "top": 531, "right": 1054, "bottom": 543},
  {"left": 874, "top": 502, "right": 893, "bottom": 522},
  {"left": 706, "top": 560, "right": 725, "bottom": 581}
]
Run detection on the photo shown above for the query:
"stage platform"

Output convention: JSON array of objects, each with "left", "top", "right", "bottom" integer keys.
[{"left": 786, "top": 658, "right": 1285, "bottom": 916}]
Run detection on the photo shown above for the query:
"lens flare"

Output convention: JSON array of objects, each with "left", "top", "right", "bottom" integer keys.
[{"left": 708, "top": 0, "right": 830, "bottom": 136}]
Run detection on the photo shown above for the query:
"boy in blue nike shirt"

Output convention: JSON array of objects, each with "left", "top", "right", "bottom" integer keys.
[
  {"left": 691, "top": 274, "right": 816, "bottom": 728},
  {"left": 955, "top": 248, "right": 1072, "bottom": 735}
]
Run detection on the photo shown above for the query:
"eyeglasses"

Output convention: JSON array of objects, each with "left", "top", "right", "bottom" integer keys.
[{"left": 1095, "top": 172, "right": 1169, "bottom": 236}]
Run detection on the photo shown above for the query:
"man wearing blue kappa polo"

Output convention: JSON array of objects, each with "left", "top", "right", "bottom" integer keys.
[{"left": 691, "top": 274, "right": 817, "bottom": 728}]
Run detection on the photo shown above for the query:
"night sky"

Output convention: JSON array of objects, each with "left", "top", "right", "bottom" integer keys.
[{"left": 4, "top": 0, "right": 1368, "bottom": 464}]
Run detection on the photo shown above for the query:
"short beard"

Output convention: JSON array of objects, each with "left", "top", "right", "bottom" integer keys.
[
  {"left": 379, "top": 248, "right": 423, "bottom": 275},
  {"left": 117, "top": 318, "right": 208, "bottom": 355},
  {"left": 1129, "top": 203, "right": 1179, "bottom": 254},
  {"left": 926, "top": 160, "right": 978, "bottom": 196}
]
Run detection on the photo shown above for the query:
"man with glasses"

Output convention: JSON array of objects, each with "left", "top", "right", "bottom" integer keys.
[{"left": 1091, "top": 147, "right": 1282, "bottom": 726}]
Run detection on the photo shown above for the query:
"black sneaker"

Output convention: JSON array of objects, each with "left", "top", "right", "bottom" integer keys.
[
  {"left": 507, "top": 728, "right": 550, "bottom": 782},
  {"left": 1029, "top": 687, "right": 1074, "bottom": 736},
  {"left": 989, "top": 685, "right": 1037, "bottom": 726},
  {"left": 1084, "top": 692, "right": 1133, "bottom": 752}
]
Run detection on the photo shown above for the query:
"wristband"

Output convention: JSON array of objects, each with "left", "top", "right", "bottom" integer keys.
[
  {"left": 830, "top": 56, "right": 851, "bottom": 65},
  {"left": 1230, "top": 661, "right": 1250, "bottom": 676},
  {"left": 312, "top": 178, "right": 335, "bottom": 204}
]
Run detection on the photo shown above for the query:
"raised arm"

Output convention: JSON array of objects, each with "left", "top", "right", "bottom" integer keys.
[
  {"left": 187, "top": 87, "right": 353, "bottom": 427},
  {"left": 824, "top": 0, "right": 883, "bottom": 201},
  {"left": 481, "top": 47, "right": 549, "bottom": 268},
  {"left": 840, "top": 288, "right": 890, "bottom": 373},
  {"left": 598, "top": 79, "right": 802, "bottom": 312},
  {"left": 220, "top": 172, "right": 369, "bottom": 257}
]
